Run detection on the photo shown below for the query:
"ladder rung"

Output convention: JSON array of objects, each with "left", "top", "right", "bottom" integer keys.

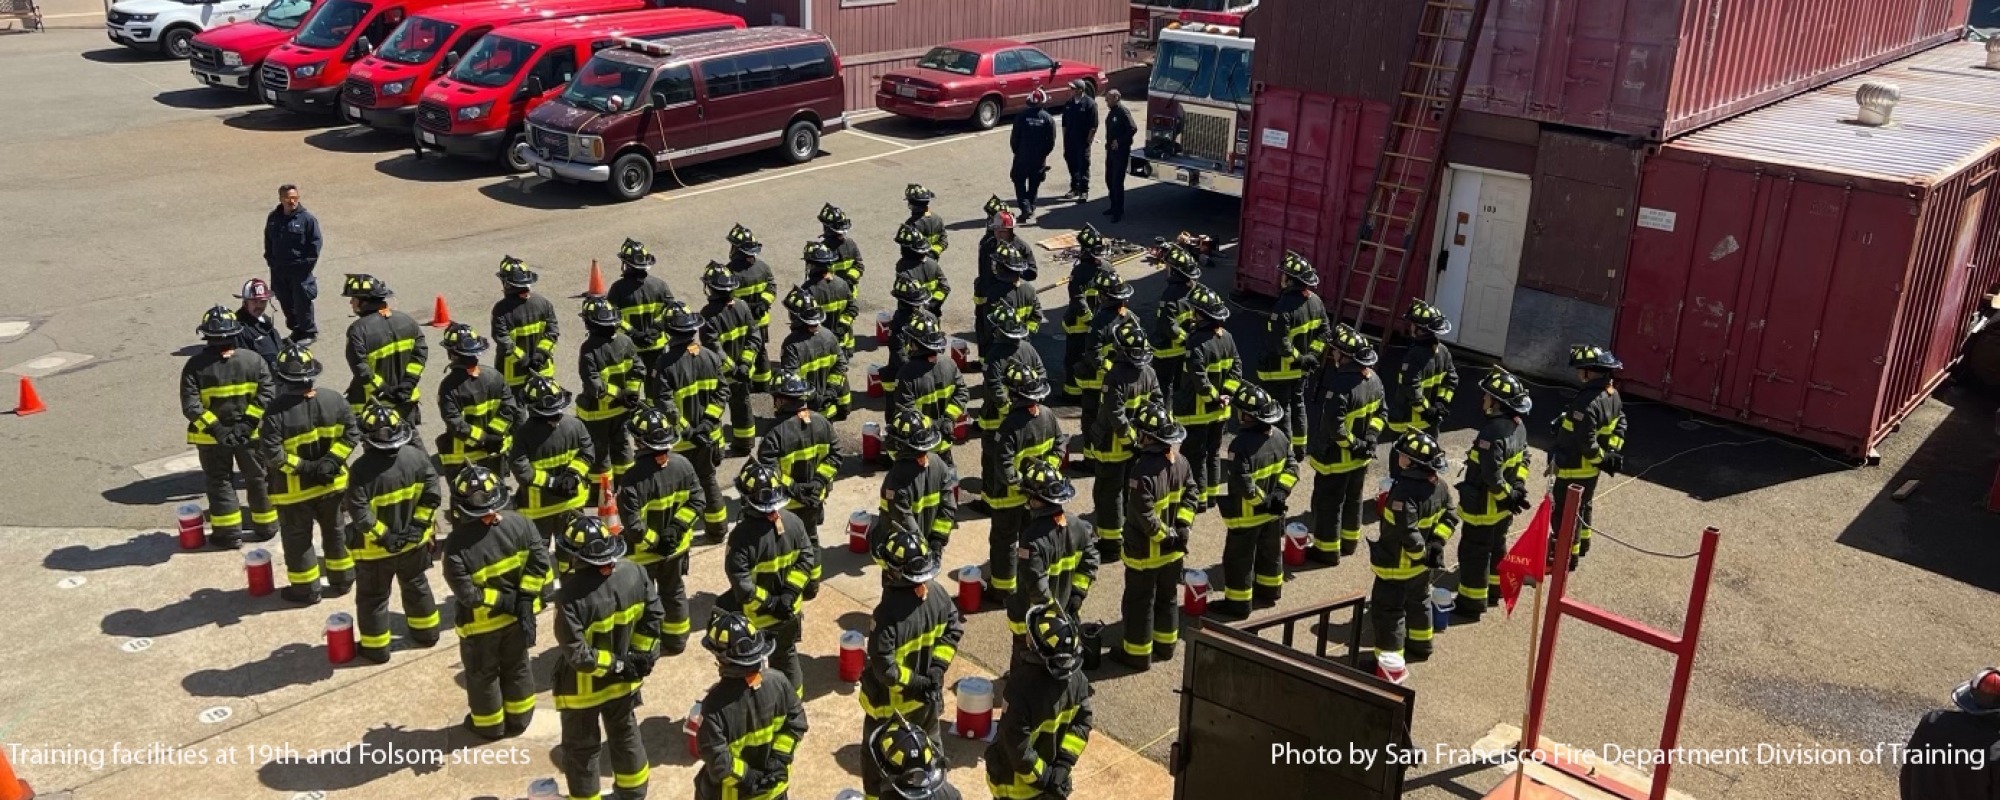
[
  {"left": 1377, "top": 180, "right": 1422, "bottom": 193},
  {"left": 1410, "top": 61, "right": 1460, "bottom": 72},
  {"left": 1391, "top": 121, "right": 1442, "bottom": 134},
  {"left": 1383, "top": 151, "right": 1436, "bottom": 164},
  {"left": 1400, "top": 91, "right": 1454, "bottom": 104},
  {"left": 1426, "top": 0, "right": 1477, "bottom": 10},
  {"left": 1368, "top": 208, "right": 1417, "bottom": 224},
  {"left": 1356, "top": 241, "right": 1409, "bottom": 255}
]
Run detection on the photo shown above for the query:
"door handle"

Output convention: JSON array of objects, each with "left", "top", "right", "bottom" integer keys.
[{"left": 1436, "top": 250, "right": 1449, "bottom": 273}]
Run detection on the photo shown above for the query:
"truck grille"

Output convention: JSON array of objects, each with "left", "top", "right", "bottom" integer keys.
[
  {"left": 106, "top": 10, "right": 131, "bottom": 24},
  {"left": 416, "top": 100, "right": 450, "bottom": 132},
  {"left": 261, "top": 62, "right": 289, "bottom": 93},
  {"left": 1178, "top": 106, "right": 1234, "bottom": 167},
  {"left": 190, "top": 43, "right": 222, "bottom": 70},
  {"left": 343, "top": 77, "right": 375, "bottom": 107},
  {"left": 532, "top": 126, "right": 570, "bottom": 160}
]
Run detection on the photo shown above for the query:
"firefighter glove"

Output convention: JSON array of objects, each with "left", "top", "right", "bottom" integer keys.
[
  {"left": 487, "top": 587, "right": 519, "bottom": 613},
  {"left": 1348, "top": 439, "right": 1374, "bottom": 459},
  {"left": 214, "top": 422, "right": 250, "bottom": 449},
  {"left": 904, "top": 673, "right": 935, "bottom": 698},
  {"left": 802, "top": 580, "right": 821, "bottom": 601},
  {"left": 547, "top": 470, "right": 582, "bottom": 496},
  {"left": 1163, "top": 531, "right": 1189, "bottom": 555},
  {"left": 764, "top": 589, "right": 800, "bottom": 620},
  {"left": 517, "top": 597, "right": 539, "bottom": 646},
  {"left": 786, "top": 479, "right": 825, "bottom": 504},
  {"left": 750, "top": 768, "right": 785, "bottom": 795},
  {"left": 1505, "top": 486, "right": 1531, "bottom": 514},
  {"left": 1063, "top": 590, "right": 1087, "bottom": 618},
  {"left": 523, "top": 350, "right": 550, "bottom": 373},
  {"left": 378, "top": 526, "right": 416, "bottom": 553},
  {"left": 1422, "top": 405, "right": 1448, "bottom": 429},
  {"left": 1423, "top": 538, "right": 1446, "bottom": 570},
  {"left": 1600, "top": 451, "right": 1625, "bottom": 476},
  {"left": 625, "top": 651, "right": 657, "bottom": 679},
  {"left": 1038, "top": 764, "right": 1074, "bottom": 797}
]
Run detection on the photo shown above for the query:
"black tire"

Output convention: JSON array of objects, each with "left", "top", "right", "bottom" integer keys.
[
  {"left": 502, "top": 130, "right": 531, "bottom": 173},
  {"left": 781, "top": 119, "right": 820, "bottom": 164},
  {"left": 607, "top": 153, "right": 653, "bottom": 202},
  {"left": 161, "top": 26, "right": 197, "bottom": 60},
  {"left": 972, "top": 96, "right": 1001, "bottom": 130}
]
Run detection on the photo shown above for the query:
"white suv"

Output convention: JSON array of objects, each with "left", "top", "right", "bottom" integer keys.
[{"left": 105, "top": 0, "right": 275, "bottom": 60}]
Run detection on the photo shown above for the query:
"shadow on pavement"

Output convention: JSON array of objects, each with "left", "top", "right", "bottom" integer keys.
[
  {"left": 102, "top": 587, "right": 292, "bottom": 637},
  {"left": 1401, "top": 758, "right": 1507, "bottom": 799},
  {"left": 799, "top": 651, "right": 849, "bottom": 705},
  {"left": 101, "top": 471, "right": 205, "bottom": 506},
  {"left": 80, "top": 47, "right": 163, "bottom": 64},
  {"left": 304, "top": 126, "right": 406, "bottom": 154},
  {"left": 223, "top": 109, "right": 342, "bottom": 132},
  {"left": 256, "top": 722, "right": 468, "bottom": 791},
  {"left": 1836, "top": 386, "right": 2000, "bottom": 593},
  {"left": 375, "top": 153, "right": 505, "bottom": 184},
  {"left": 155, "top": 87, "right": 262, "bottom": 110},
  {"left": 44, "top": 530, "right": 182, "bottom": 571},
  {"left": 638, "top": 714, "right": 699, "bottom": 767},
  {"left": 854, "top": 114, "right": 968, "bottom": 142},
  {"left": 475, "top": 178, "right": 602, "bottom": 211},
  {"left": 183, "top": 641, "right": 337, "bottom": 697}
]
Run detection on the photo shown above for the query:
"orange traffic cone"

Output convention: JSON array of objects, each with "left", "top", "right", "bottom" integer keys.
[
  {"left": 0, "top": 744, "right": 35, "bottom": 800},
  {"left": 13, "top": 377, "right": 45, "bottom": 417},
  {"left": 586, "top": 259, "right": 608, "bottom": 297},
  {"left": 428, "top": 294, "right": 452, "bottom": 327},
  {"left": 598, "top": 474, "right": 620, "bottom": 534}
]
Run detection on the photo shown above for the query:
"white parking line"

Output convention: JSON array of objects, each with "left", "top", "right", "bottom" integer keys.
[
  {"left": 839, "top": 128, "right": 915, "bottom": 151},
  {"left": 654, "top": 127, "right": 1005, "bottom": 204}
]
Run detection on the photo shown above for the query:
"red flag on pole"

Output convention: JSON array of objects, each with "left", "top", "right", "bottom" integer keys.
[{"left": 1498, "top": 495, "right": 1553, "bottom": 617}]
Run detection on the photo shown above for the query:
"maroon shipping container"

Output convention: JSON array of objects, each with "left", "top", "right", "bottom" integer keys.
[
  {"left": 1462, "top": 0, "right": 1970, "bottom": 140},
  {"left": 1614, "top": 42, "right": 2000, "bottom": 457}
]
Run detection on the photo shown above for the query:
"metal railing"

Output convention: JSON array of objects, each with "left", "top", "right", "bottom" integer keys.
[{"left": 1236, "top": 591, "right": 1369, "bottom": 669}]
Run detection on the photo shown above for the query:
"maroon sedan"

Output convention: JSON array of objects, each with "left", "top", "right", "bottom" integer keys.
[{"left": 877, "top": 39, "right": 1107, "bottom": 129}]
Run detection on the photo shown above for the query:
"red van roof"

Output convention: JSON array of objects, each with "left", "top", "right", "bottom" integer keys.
[
  {"left": 398, "top": 0, "right": 632, "bottom": 27},
  {"left": 484, "top": 7, "right": 742, "bottom": 46}
]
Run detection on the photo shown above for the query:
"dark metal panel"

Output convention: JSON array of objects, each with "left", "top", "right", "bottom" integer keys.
[
  {"left": 1517, "top": 131, "right": 1643, "bottom": 305},
  {"left": 1242, "top": 0, "right": 1424, "bottom": 103}
]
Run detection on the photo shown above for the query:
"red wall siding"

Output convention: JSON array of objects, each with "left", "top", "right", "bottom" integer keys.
[
  {"left": 837, "top": 29, "right": 1125, "bottom": 110},
  {"left": 813, "top": 0, "right": 1126, "bottom": 59}
]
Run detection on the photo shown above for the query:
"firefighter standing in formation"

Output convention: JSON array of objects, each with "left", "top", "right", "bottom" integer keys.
[
  {"left": 802, "top": 241, "right": 860, "bottom": 406},
  {"left": 617, "top": 406, "right": 707, "bottom": 656},
  {"left": 873, "top": 407, "right": 961, "bottom": 564},
  {"left": 781, "top": 288, "right": 847, "bottom": 422},
  {"left": 553, "top": 515, "right": 665, "bottom": 800},
  {"left": 903, "top": 183, "right": 949, "bottom": 260},
  {"left": 1371, "top": 432, "right": 1457, "bottom": 662},
  {"left": 695, "top": 610, "right": 809, "bottom": 800},
  {"left": 343, "top": 403, "right": 443, "bottom": 662},
  {"left": 1113, "top": 401, "right": 1199, "bottom": 672},
  {"left": 1077, "top": 269, "right": 1137, "bottom": 433},
  {"left": 1008, "top": 461, "right": 1099, "bottom": 647},
  {"left": 894, "top": 222, "right": 951, "bottom": 318},
  {"left": 1175, "top": 284, "right": 1241, "bottom": 506},
  {"left": 889, "top": 312, "right": 970, "bottom": 466},
  {"left": 441, "top": 466, "right": 551, "bottom": 739},
  {"left": 576, "top": 294, "right": 644, "bottom": 503},
  {"left": 1454, "top": 369, "right": 1533, "bottom": 621},
  {"left": 652, "top": 300, "right": 733, "bottom": 543},
  {"left": 986, "top": 603, "right": 1095, "bottom": 800},
  {"left": 869, "top": 718, "right": 963, "bottom": 800},
  {"left": 819, "top": 203, "right": 866, "bottom": 288},
  {"left": 182, "top": 306, "right": 277, "bottom": 549},
  {"left": 975, "top": 300, "right": 1046, "bottom": 435},
  {"left": 880, "top": 277, "right": 934, "bottom": 399},
  {"left": 722, "top": 462, "right": 819, "bottom": 699},
  {"left": 509, "top": 375, "right": 594, "bottom": 543},
  {"left": 1059, "top": 225, "right": 1109, "bottom": 400},
  {"left": 1149, "top": 243, "right": 1202, "bottom": 401},
  {"left": 434, "top": 323, "right": 517, "bottom": 488},
  {"left": 976, "top": 197, "right": 1035, "bottom": 284},
  {"left": 754, "top": 371, "right": 840, "bottom": 593},
  {"left": 725, "top": 224, "right": 778, "bottom": 389},
  {"left": 861, "top": 529, "right": 964, "bottom": 796},
  {"left": 259, "top": 343, "right": 357, "bottom": 603},
  {"left": 1088, "top": 318, "right": 1159, "bottom": 563},
  {"left": 1215, "top": 384, "right": 1297, "bottom": 619},
  {"left": 1258, "top": 252, "right": 1329, "bottom": 457},
  {"left": 608, "top": 238, "right": 675, "bottom": 393},
  {"left": 983, "top": 361, "right": 1063, "bottom": 603},
  {"left": 973, "top": 239, "right": 1043, "bottom": 364},
  {"left": 1549, "top": 345, "right": 1628, "bottom": 572},
  {"left": 341, "top": 273, "right": 428, "bottom": 423},
  {"left": 1391, "top": 298, "right": 1457, "bottom": 436},
  {"left": 233, "top": 278, "right": 283, "bottom": 366},
  {"left": 698, "top": 262, "right": 762, "bottom": 452},
  {"left": 1306, "top": 324, "right": 1385, "bottom": 564},
  {"left": 492, "top": 257, "right": 559, "bottom": 401}
]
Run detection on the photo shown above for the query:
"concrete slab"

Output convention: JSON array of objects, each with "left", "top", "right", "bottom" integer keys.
[
  {"left": 131, "top": 450, "right": 201, "bottom": 480},
  {"left": 4, "top": 351, "right": 95, "bottom": 378}
]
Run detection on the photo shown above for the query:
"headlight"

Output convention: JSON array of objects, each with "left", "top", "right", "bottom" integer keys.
[
  {"left": 579, "top": 135, "right": 604, "bottom": 161},
  {"left": 222, "top": 51, "right": 243, "bottom": 66},
  {"left": 294, "top": 62, "right": 323, "bottom": 78},
  {"left": 381, "top": 80, "right": 409, "bottom": 96},
  {"left": 456, "top": 101, "right": 491, "bottom": 121},
  {"left": 127, "top": 12, "right": 156, "bottom": 21}
]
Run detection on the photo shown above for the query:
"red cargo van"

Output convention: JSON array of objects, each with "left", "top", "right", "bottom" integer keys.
[
  {"left": 341, "top": 0, "right": 645, "bottom": 131},
  {"left": 258, "top": 0, "right": 458, "bottom": 114},
  {"left": 414, "top": 8, "right": 743, "bottom": 171},
  {"left": 189, "top": 0, "right": 324, "bottom": 91},
  {"left": 521, "top": 28, "right": 847, "bottom": 202}
]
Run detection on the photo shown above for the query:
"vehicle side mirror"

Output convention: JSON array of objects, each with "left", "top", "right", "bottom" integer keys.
[
  {"left": 1048, "top": 64, "right": 1059, "bottom": 78},
  {"left": 350, "top": 36, "right": 371, "bottom": 60},
  {"left": 521, "top": 76, "right": 544, "bottom": 98},
  {"left": 650, "top": 91, "right": 669, "bottom": 110},
  {"left": 443, "top": 52, "right": 460, "bottom": 71}
]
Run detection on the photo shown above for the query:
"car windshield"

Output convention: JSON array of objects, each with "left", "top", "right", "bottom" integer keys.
[
  {"left": 1210, "top": 45, "right": 1251, "bottom": 104},
  {"left": 560, "top": 56, "right": 650, "bottom": 113},
  {"left": 916, "top": 46, "right": 978, "bottom": 76},
  {"left": 293, "top": 0, "right": 371, "bottom": 49},
  {"left": 452, "top": 33, "right": 537, "bottom": 88},
  {"left": 253, "top": 0, "right": 313, "bottom": 30},
  {"left": 374, "top": 16, "right": 458, "bottom": 65},
  {"left": 1149, "top": 40, "right": 1215, "bottom": 98}
]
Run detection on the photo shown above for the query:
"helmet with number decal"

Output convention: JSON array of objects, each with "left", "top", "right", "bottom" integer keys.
[
  {"left": 197, "top": 305, "right": 243, "bottom": 340},
  {"left": 451, "top": 465, "right": 511, "bottom": 517},
  {"left": 1405, "top": 298, "right": 1452, "bottom": 335},
  {"left": 1234, "top": 382, "right": 1285, "bottom": 425},
  {"left": 618, "top": 237, "right": 656, "bottom": 269},
  {"left": 627, "top": 405, "right": 682, "bottom": 452},
  {"left": 1328, "top": 323, "right": 1379, "bottom": 367},
  {"left": 868, "top": 717, "right": 947, "bottom": 799},
  {"left": 817, "top": 203, "right": 853, "bottom": 234},
  {"left": 273, "top": 341, "right": 323, "bottom": 383},
  {"left": 904, "top": 183, "right": 936, "bottom": 205},
  {"left": 905, "top": 310, "right": 947, "bottom": 353},
  {"left": 440, "top": 322, "right": 490, "bottom": 357},
  {"left": 892, "top": 274, "right": 930, "bottom": 307},
  {"left": 886, "top": 406, "right": 943, "bottom": 455},
  {"left": 784, "top": 286, "right": 826, "bottom": 326},
  {"left": 1076, "top": 224, "right": 1108, "bottom": 254},
  {"left": 1020, "top": 459, "right": 1074, "bottom": 504},
  {"left": 521, "top": 375, "right": 572, "bottom": 417},
  {"left": 1480, "top": 368, "right": 1533, "bottom": 415},
  {"left": 726, "top": 223, "right": 763, "bottom": 255},
  {"left": 341, "top": 273, "right": 393, "bottom": 300},
  {"left": 874, "top": 528, "right": 940, "bottom": 586},
  {"left": 703, "top": 609, "right": 774, "bottom": 667},
  {"left": 1393, "top": 431, "right": 1449, "bottom": 474},
  {"left": 1002, "top": 359, "right": 1052, "bottom": 402},
  {"left": 894, "top": 223, "right": 929, "bottom": 254},
  {"left": 579, "top": 293, "right": 620, "bottom": 327},
  {"left": 1133, "top": 399, "right": 1185, "bottom": 446},
  {"left": 1110, "top": 318, "right": 1153, "bottom": 366},
  {"left": 987, "top": 301, "right": 1030, "bottom": 341},
  {"left": 358, "top": 403, "right": 414, "bottom": 450},
  {"left": 1569, "top": 344, "right": 1623, "bottom": 372},
  {"left": 496, "top": 256, "right": 538, "bottom": 288},
  {"left": 1187, "top": 284, "right": 1230, "bottom": 322},
  {"left": 701, "top": 261, "right": 741, "bottom": 294},
  {"left": 1024, "top": 604, "right": 1083, "bottom": 678},
  {"left": 1280, "top": 251, "right": 1319, "bottom": 287},
  {"left": 735, "top": 461, "right": 789, "bottom": 513}
]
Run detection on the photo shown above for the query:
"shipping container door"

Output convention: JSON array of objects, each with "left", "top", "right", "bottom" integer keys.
[
  {"left": 1667, "top": 167, "right": 1761, "bottom": 410},
  {"left": 1735, "top": 180, "right": 1841, "bottom": 429},
  {"left": 1431, "top": 167, "right": 1528, "bottom": 356},
  {"left": 1238, "top": 88, "right": 1382, "bottom": 299}
]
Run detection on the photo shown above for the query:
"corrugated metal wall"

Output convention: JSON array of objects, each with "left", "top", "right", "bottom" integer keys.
[
  {"left": 1242, "top": 0, "right": 1424, "bottom": 103},
  {"left": 673, "top": 0, "right": 797, "bottom": 27},
  {"left": 837, "top": 30, "right": 1126, "bottom": 110},
  {"left": 1237, "top": 87, "right": 1392, "bottom": 297},
  {"left": 1879, "top": 153, "right": 2000, "bottom": 441}
]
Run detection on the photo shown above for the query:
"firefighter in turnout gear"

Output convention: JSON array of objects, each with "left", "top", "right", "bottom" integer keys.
[
  {"left": 577, "top": 294, "right": 645, "bottom": 502},
  {"left": 1149, "top": 244, "right": 1202, "bottom": 400},
  {"left": 881, "top": 277, "right": 934, "bottom": 397},
  {"left": 1550, "top": 345, "right": 1626, "bottom": 572},
  {"left": 492, "top": 256, "right": 559, "bottom": 398},
  {"left": 341, "top": 273, "right": 429, "bottom": 423},
  {"left": 904, "top": 183, "right": 949, "bottom": 260},
  {"left": 183, "top": 305, "right": 277, "bottom": 548},
  {"left": 983, "top": 361, "right": 1063, "bottom": 602},
  {"left": 509, "top": 376, "right": 594, "bottom": 542},
  {"left": 1113, "top": 400, "right": 1199, "bottom": 671},
  {"left": 609, "top": 238, "right": 676, "bottom": 380},
  {"left": 861, "top": 529, "right": 965, "bottom": 797},
  {"left": 652, "top": 300, "right": 733, "bottom": 542},
  {"left": 1258, "top": 252, "right": 1329, "bottom": 455},
  {"left": 894, "top": 223, "right": 951, "bottom": 317},
  {"left": 1371, "top": 432, "right": 1458, "bottom": 661},
  {"left": 343, "top": 403, "right": 443, "bottom": 662},
  {"left": 890, "top": 312, "right": 970, "bottom": 464},
  {"left": 1306, "top": 325, "right": 1386, "bottom": 563},
  {"left": 1455, "top": 369, "right": 1532, "bottom": 621},
  {"left": 553, "top": 515, "right": 665, "bottom": 800},
  {"left": 1090, "top": 317, "right": 1160, "bottom": 564},
  {"left": 695, "top": 610, "right": 809, "bottom": 800},
  {"left": 986, "top": 604, "right": 1095, "bottom": 800},
  {"left": 754, "top": 371, "right": 840, "bottom": 593},
  {"left": 259, "top": 342, "right": 357, "bottom": 602},
  {"left": 441, "top": 466, "right": 553, "bottom": 739},
  {"left": 1077, "top": 269, "right": 1136, "bottom": 431},
  {"left": 819, "top": 203, "right": 866, "bottom": 287},
  {"left": 726, "top": 224, "right": 778, "bottom": 388},
  {"left": 781, "top": 286, "right": 849, "bottom": 419},
  {"left": 699, "top": 262, "right": 763, "bottom": 451},
  {"left": 1174, "top": 284, "right": 1241, "bottom": 505},
  {"left": 974, "top": 239, "right": 1044, "bottom": 362},
  {"left": 1059, "top": 225, "right": 1110, "bottom": 399},
  {"left": 874, "top": 407, "right": 961, "bottom": 560},
  {"left": 434, "top": 323, "right": 518, "bottom": 488},
  {"left": 617, "top": 407, "right": 706, "bottom": 655},
  {"left": 976, "top": 198, "right": 1034, "bottom": 283},
  {"left": 976, "top": 300, "right": 1047, "bottom": 434},
  {"left": 802, "top": 240, "right": 860, "bottom": 358},
  {"left": 721, "top": 462, "right": 820, "bottom": 699},
  {"left": 1214, "top": 384, "right": 1298, "bottom": 618},
  {"left": 1009, "top": 462, "right": 1099, "bottom": 646},
  {"left": 1391, "top": 299, "right": 1457, "bottom": 434},
  {"left": 868, "top": 716, "right": 962, "bottom": 800}
]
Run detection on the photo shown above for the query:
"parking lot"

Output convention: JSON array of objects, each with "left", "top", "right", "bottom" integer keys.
[{"left": 5, "top": 25, "right": 2000, "bottom": 800}]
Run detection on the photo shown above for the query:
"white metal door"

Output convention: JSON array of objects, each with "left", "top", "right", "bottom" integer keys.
[
  {"left": 1431, "top": 169, "right": 1481, "bottom": 344},
  {"left": 1431, "top": 167, "right": 1528, "bottom": 355}
]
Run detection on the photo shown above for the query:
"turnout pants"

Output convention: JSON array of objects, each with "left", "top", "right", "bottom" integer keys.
[
  {"left": 1092, "top": 459, "right": 1129, "bottom": 550},
  {"left": 1120, "top": 559, "right": 1183, "bottom": 659},
  {"left": 460, "top": 622, "right": 534, "bottom": 737},
  {"left": 560, "top": 692, "right": 648, "bottom": 800},
  {"left": 1550, "top": 474, "right": 1600, "bottom": 564},
  {"left": 1064, "top": 143, "right": 1091, "bottom": 197},
  {"left": 1222, "top": 521, "right": 1284, "bottom": 605},
  {"left": 278, "top": 494, "right": 352, "bottom": 592},
  {"left": 1184, "top": 422, "right": 1226, "bottom": 504},
  {"left": 1105, "top": 148, "right": 1130, "bottom": 217},
  {"left": 198, "top": 442, "right": 275, "bottom": 543},
  {"left": 987, "top": 506, "right": 1029, "bottom": 594},
  {"left": 1311, "top": 469, "right": 1369, "bottom": 559},
  {"left": 1456, "top": 520, "right": 1508, "bottom": 611},
  {"left": 688, "top": 441, "right": 729, "bottom": 538},
  {"left": 1268, "top": 379, "right": 1308, "bottom": 453},
  {"left": 354, "top": 547, "right": 440, "bottom": 655},
  {"left": 725, "top": 378, "right": 757, "bottom": 446},
  {"left": 1370, "top": 570, "right": 1433, "bottom": 660},
  {"left": 434, "top": 433, "right": 504, "bottom": 493},
  {"left": 643, "top": 555, "right": 693, "bottom": 654},
  {"left": 583, "top": 415, "right": 635, "bottom": 503},
  {"left": 769, "top": 614, "right": 805, "bottom": 700}
]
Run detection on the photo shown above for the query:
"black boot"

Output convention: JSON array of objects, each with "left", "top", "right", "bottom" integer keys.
[
  {"left": 358, "top": 646, "right": 391, "bottom": 664},
  {"left": 325, "top": 577, "right": 354, "bottom": 598},
  {"left": 1450, "top": 603, "right": 1483, "bottom": 624},
  {"left": 242, "top": 527, "right": 277, "bottom": 544},
  {"left": 1340, "top": 539, "right": 1358, "bottom": 557},
  {"left": 408, "top": 630, "right": 440, "bottom": 649},
  {"left": 503, "top": 710, "right": 534, "bottom": 738},
  {"left": 1110, "top": 648, "right": 1151, "bottom": 672},
  {"left": 1210, "top": 599, "right": 1251, "bottom": 619},
  {"left": 1307, "top": 549, "right": 1341, "bottom": 567},
  {"left": 1095, "top": 539, "right": 1121, "bottom": 565},
  {"left": 209, "top": 531, "right": 242, "bottom": 550},
  {"left": 280, "top": 584, "right": 322, "bottom": 605},
  {"left": 1153, "top": 642, "right": 1176, "bottom": 661},
  {"left": 465, "top": 714, "right": 505, "bottom": 741}
]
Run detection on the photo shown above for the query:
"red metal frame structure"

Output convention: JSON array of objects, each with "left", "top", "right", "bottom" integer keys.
[{"left": 1520, "top": 484, "right": 1722, "bottom": 800}]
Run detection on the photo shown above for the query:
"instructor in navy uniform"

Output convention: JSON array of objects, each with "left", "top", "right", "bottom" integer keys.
[{"left": 264, "top": 183, "right": 324, "bottom": 346}]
